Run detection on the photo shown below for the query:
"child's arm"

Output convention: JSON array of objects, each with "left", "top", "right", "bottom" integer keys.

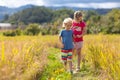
[
  {"left": 59, "top": 36, "right": 64, "bottom": 48},
  {"left": 73, "top": 34, "right": 76, "bottom": 42},
  {"left": 76, "top": 26, "right": 86, "bottom": 38},
  {"left": 82, "top": 26, "right": 87, "bottom": 36}
]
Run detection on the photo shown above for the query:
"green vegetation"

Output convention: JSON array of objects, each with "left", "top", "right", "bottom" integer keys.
[
  {"left": 3, "top": 28, "right": 22, "bottom": 36},
  {"left": 1, "top": 7, "right": 120, "bottom": 35},
  {"left": 40, "top": 48, "right": 71, "bottom": 80},
  {"left": 24, "top": 23, "right": 40, "bottom": 35},
  {"left": 86, "top": 9, "right": 120, "bottom": 34}
]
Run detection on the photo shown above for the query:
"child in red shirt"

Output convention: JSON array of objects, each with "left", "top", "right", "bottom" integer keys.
[{"left": 71, "top": 11, "right": 86, "bottom": 72}]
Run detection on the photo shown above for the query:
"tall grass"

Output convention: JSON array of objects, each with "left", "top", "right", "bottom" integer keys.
[
  {"left": 84, "top": 34, "right": 120, "bottom": 80},
  {"left": 0, "top": 35, "right": 59, "bottom": 80},
  {"left": 0, "top": 34, "right": 120, "bottom": 80}
]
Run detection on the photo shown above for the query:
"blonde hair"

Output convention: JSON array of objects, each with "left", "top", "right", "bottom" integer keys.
[
  {"left": 74, "top": 11, "right": 83, "bottom": 21},
  {"left": 62, "top": 18, "right": 72, "bottom": 27}
]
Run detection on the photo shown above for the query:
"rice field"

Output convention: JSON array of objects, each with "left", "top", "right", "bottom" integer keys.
[{"left": 0, "top": 34, "right": 120, "bottom": 80}]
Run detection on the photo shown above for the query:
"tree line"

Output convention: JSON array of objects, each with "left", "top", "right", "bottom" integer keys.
[{"left": 2, "top": 6, "right": 120, "bottom": 36}]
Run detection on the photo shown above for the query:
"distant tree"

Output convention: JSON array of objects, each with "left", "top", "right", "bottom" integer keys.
[
  {"left": 7, "top": 6, "right": 53, "bottom": 24},
  {"left": 100, "top": 9, "right": 120, "bottom": 34},
  {"left": 52, "top": 8, "right": 74, "bottom": 22},
  {"left": 87, "top": 14, "right": 102, "bottom": 34},
  {"left": 85, "top": 10, "right": 99, "bottom": 21}
]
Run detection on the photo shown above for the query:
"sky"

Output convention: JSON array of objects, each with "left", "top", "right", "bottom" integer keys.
[{"left": 0, "top": 0, "right": 120, "bottom": 8}]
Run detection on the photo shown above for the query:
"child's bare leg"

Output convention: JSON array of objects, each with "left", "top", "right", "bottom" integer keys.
[
  {"left": 72, "top": 48, "right": 76, "bottom": 57},
  {"left": 68, "top": 51, "right": 73, "bottom": 74},
  {"left": 68, "top": 60, "right": 73, "bottom": 74},
  {"left": 63, "top": 61, "right": 67, "bottom": 70},
  {"left": 68, "top": 61, "right": 72, "bottom": 71},
  {"left": 77, "top": 48, "right": 81, "bottom": 69}
]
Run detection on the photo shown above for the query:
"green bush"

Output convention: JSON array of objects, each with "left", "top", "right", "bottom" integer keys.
[
  {"left": 24, "top": 23, "right": 40, "bottom": 35},
  {"left": 3, "top": 29, "right": 22, "bottom": 36},
  {"left": 3, "top": 29, "right": 21, "bottom": 36},
  {"left": 3, "top": 31, "right": 16, "bottom": 36}
]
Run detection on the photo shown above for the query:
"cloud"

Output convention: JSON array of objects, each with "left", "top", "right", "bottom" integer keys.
[
  {"left": 44, "top": 0, "right": 120, "bottom": 4},
  {"left": 51, "top": 2, "right": 120, "bottom": 9},
  {"left": 0, "top": 0, "right": 120, "bottom": 8},
  {"left": 0, "top": 0, "right": 44, "bottom": 8},
  {"left": 88, "top": 2, "right": 120, "bottom": 8}
]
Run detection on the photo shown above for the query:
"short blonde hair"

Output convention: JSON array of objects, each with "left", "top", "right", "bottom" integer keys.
[
  {"left": 74, "top": 11, "right": 83, "bottom": 21},
  {"left": 62, "top": 18, "right": 72, "bottom": 27}
]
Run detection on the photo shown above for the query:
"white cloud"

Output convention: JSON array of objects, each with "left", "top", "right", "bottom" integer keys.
[
  {"left": 0, "top": 0, "right": 45, "bottom": 8},
  {"left": 51, "top": 2, "right": 120, "bottom": 9},
  {"left": 0, "top": 0, "right": 120, "bottom": 8},
  {"left": 88, "top": 2, "right": 120, "bottom": 8}
]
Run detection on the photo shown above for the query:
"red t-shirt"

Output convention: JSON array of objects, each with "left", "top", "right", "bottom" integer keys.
[{"left": 71, "top": 21, "right": 86, "bottom": 42}]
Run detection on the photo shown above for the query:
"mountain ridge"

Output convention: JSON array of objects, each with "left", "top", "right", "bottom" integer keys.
[{"left": 0, "top": 4, "right": 119, "bottom": 21}]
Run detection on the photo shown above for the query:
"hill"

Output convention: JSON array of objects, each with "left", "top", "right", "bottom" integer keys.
[
  {"left": 0, "top": 4, "right": 117, "bottom": 21},
  {"left": 0, "top": 4, "right": 36, "bottom": 20},
  {"left": 48, "top": 6, "right": 113, "bottom": 14}
]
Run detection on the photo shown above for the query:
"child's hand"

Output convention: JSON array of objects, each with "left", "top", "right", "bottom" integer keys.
[
  {"left": 76, "top": 35, "right": 82, "bottom": 38},
  {"left": 60, "top": 43, "right": 64, "bottom": 48},
  {"left": 73, "top": 34, "right": 77, "bottom": 38},
  {"left": 73, "top": 42, "right": 77, "bottom": 48}
]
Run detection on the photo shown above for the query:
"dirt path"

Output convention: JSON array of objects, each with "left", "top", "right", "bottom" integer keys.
[
  {"left": 71, "top": 56, "right": 99, "bottom": 80},
  {"left": 72, "top": 71, "right": 98, "bottom": 80}
]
